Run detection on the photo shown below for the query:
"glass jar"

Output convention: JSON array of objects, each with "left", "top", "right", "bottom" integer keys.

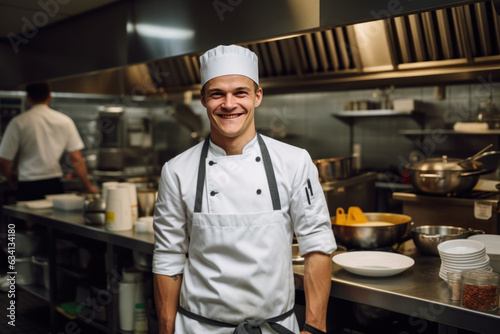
[
  {"left": 448, "top": 272, "right": 462, "bottom": 301},
  {"left": 461, "top": 270, "right": 500, "bottom": 311}
]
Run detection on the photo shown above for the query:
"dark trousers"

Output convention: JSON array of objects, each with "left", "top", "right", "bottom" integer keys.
[{"left": 17, "top": 177, "right": 64, "bottom": 201}]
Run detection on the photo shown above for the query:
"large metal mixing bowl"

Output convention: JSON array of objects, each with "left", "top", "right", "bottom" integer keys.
[
  {"left": 331, "top": 213, "right": 413, "bottom": 249},
  {"left": 411, "top": 225, "right": 484, "bottom": 256}
]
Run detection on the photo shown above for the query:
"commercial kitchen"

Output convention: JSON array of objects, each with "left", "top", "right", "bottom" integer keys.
[{"left": 1, "top": 0, "right": 500, "bottom": 333}]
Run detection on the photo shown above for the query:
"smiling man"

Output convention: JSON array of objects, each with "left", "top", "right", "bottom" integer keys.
[{"left": 153, "top": 45, "right": 336, "bottom": 334}]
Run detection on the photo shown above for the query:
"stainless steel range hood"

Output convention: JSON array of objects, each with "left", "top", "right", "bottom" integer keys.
[{"left": 1, "top": 0, "right": 498, "bottom": 95}]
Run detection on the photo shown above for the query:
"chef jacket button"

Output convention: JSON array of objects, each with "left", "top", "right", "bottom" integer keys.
[
  {"left": 255, "top": 156, "right": 261, "bottom": 162},
  {"left": 210, "top": 191, "right": 218, "bottom": 196},
  {"left": 256, "top": 189, "right": 262, "bottom": 195},
  {"left": 209, "top": 160, "right": 216, "bottom": 166}
]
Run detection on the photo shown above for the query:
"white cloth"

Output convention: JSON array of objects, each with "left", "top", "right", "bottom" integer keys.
[
  {"left": 0, "top": 104, "right": 84, "bottom": 181},
  {"left": 153, "top": 134, "right": 336, "bottom": 275},
  {"left": 200, "top": 45, "right": 259, "bottom": 86}
]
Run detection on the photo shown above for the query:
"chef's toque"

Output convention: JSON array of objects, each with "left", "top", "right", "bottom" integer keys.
[{"left": 199, "top": 45, "right": 259, "bottom": 87}]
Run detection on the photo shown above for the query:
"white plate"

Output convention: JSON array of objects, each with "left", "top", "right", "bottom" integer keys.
[
  {"left": 332, "top": 251, "right": 415, "bottom": 277},
  {"left": 438, "top": 239, "right": 485, "bottom": 255},
  {"left": 468, "top": 235, "right": 500, "bottom": 260}
]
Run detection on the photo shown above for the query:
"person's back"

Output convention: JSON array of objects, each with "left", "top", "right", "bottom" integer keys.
[
  {"left": 0, "top": 82, "right": 97, "bottom": 201},
  {"left": 12, "top": 104, "right": 83, "bottom": 181}
]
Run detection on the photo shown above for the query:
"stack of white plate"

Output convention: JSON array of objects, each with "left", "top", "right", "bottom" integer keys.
[{"left": 437, "top": 239, "right": 491, "bottom": 281}]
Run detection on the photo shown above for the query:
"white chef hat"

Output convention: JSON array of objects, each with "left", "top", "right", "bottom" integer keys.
[{"left": 199, "top": 45, "right": 259, "bottom": 87}]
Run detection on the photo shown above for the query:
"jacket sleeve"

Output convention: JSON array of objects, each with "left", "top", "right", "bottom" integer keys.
[
  {"left": 289, "top": 149, "right": 337, "bottom": 256},
  {"left": 152, "top": 162, "right": 189, "bottom": 276}
]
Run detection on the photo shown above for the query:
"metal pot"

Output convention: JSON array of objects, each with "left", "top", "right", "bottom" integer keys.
[
  {"left": 331, "top": 213, "right": 413, "bottom": 249},
  {"left": 406, "top": 155, "right": 491, "bottom": 195},
  {"left": 314, "top": 157, "right": 353, "bottom": 182},
  {"left": 411, "top": 225, "right": 485, "bottom": 256}
]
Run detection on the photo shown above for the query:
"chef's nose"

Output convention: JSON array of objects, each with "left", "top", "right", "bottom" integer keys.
[{"left": 222, "top": 94, "right": 236, "bottom": 110}]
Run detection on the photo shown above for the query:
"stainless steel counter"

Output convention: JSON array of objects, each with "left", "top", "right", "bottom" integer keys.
[
  {"left": 3, "top": 204, "right": 500, "bottom": 333},
  {"left": 2, "top": 204, "right": 154, "bottom": 254},
  {"left": 294, "top": 254, "right": 500, "bottom": 334}
]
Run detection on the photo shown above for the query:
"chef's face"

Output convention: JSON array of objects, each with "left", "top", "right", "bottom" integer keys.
[{"left": 201, "top": 75, "right": 262, "bottom": 142}]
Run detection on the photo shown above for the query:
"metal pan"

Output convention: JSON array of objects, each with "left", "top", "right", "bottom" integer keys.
[
  {"left": 331, "top": 212, "right": 413, "bottom": 249},
  {"left": 314, "top": 157, "right": 353, "bottom": 182}
]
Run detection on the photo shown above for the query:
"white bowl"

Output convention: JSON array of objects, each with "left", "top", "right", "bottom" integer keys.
[{"left": 437, "top": 239, "right": 486, "bottom": 255}]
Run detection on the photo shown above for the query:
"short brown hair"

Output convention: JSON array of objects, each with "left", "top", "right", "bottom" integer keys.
[{"left": 26, "top": 82, "right": 51, "bottom": 104}]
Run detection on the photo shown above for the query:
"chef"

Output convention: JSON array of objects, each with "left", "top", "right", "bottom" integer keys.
[{"left": 153, "top": 44, "right": 336, "bottom": 334}]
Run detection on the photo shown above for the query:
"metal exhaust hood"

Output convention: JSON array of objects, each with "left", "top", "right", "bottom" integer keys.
[{"left": 1, "top": 0, "right": 499, "bottom": 95}]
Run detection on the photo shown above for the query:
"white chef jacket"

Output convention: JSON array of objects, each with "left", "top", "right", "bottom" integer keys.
[
  {"left": 153, "top": 134, "right": 337, "bottom": 276},
  {"left": 0, "top": 104, "right": 84, "bottom": 181}
]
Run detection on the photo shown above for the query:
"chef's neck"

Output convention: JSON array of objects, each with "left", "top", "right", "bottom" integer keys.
[{"left": 211, "top": 130, "right": 256, "bottom": 155}]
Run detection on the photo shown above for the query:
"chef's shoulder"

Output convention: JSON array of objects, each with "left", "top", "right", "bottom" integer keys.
[
  {"left": 260, "top": 134, "right": 312, "bottom": 167},
  {"left": 161, "top": 141, "right": 205, "bottom": 174}
]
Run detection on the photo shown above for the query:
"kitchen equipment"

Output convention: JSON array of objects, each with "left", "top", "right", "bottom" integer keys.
[
  {"left": 52, "top": 195, "right": 84, "bottom": 211},
  {"left": 32, "top": 255, "right": 49, "bottom": 289},
  {"left": 137, "top": 189, "right": 157, "bottom": 217},
  {"left": 393, "top": 191, "right": 500, "bottom": 234},
  {"left": 16, "top": 231, "right": 41, "bottom": 257},
  {"left": 84, "top": 197, "right": 106, "bottom": 225},
  {"left": 411, "top": 225, "right": 485, "bottom": 256},
  {"left": 331, "top": 212, "right": 412, "bottom": 249},
  {"left": 314, "top": 157, "right": 354, "bottom": 182},
  {"left": 457, "top": 144, "right": 493, "bottom": 169},
  {"left": 105, "top": 187, "right": 133, "bottom": 231},
  {"left": 437, "top": 239, "right": 492, "bottom": 282},
  {"left": 16, "top": 257, "right": 35, "bottom": 285},
  {"left": 322, "top": 172, "right": 377, "bottom": 216},
  {"left": 332, "top": 251, "right": 415, "bottom": 277},
  {"left": 406, "top": 155, "right": 493, "bottom": 195}
]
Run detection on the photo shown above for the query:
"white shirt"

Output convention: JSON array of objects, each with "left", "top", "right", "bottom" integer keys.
[
  {"left": 0, "top": 104, "right": 84, "bottom": 181},
  {"left": 153, "top": 134, "right": 336, "bottom": 275}
]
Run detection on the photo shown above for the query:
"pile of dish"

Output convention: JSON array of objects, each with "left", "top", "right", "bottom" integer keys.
[{"left": 437, "top": 239, "right": 491, "bottom": 281}]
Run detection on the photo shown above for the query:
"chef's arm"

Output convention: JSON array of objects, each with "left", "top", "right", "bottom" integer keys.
[
  {"left": 302, "top": 251, "right": 332, "bottom": 333},
  {"left": 68, "top": 151, "right": 98, "bottom": 193},
  {"left": 0, "top": 157, "right": 17, "bottom": 190},
  {"left": 154, "top": 273, "right": 183, "bottom": 334}
]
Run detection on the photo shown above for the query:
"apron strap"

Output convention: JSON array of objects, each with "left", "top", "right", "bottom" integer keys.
[
  {"left": 178, "top": 306, "right": 295, "bottom": 334},
  {"left": 194, "top": 137, "right": 210, "bottom": 213},
  {"left": 256, "top": 133, "right": 281, "bottom": 211},
  {"left": 193, "top": 133, "right": 281, "bottom": 213}
]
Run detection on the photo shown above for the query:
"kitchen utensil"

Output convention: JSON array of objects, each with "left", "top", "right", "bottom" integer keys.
[
  {"left": 332, "top": 251, "right": 415, "bottom": 277},
  {"left": 411, "top": 225, "right": 485, "bottom": 256},
  {"left": 331, "top": 212, "right": 412, "bottom": 249},
  {"left": 313, "top": 157, "right": 354, "bottom": 182},
  {"left": 137, "top": 189, "right": 157, "bottom": 217},
  {"left": 84, "top": 198, "right": 106, "bottom": 225},
  {"left": 406, "top": 155, "right": 492, "bottom": 195},
  {"left": 457, "top": 144, "right": 492, "bottom": 169},
  {"left": 336, "top": 207, "right": 346, "bottom": 224},
  {"left": 347, "top": 206, "right": 368, "bottom": 224}
]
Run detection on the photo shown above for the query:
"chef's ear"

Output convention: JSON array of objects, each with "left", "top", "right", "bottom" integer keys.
[
  {"left": 200, "top": 88, "right": 207, "bottom": 107},
  {"left": 254, "top": 86, "right": 263, "bottom": 107}
]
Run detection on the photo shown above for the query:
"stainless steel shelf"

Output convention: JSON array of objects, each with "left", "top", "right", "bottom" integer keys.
[
  {"left": 400, "top": 129, "right": 500, "bottom": 136},
  {"left": 332, "top": 109, "right": 414, "bottom": 117}
]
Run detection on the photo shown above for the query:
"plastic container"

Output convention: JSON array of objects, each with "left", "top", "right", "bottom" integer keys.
[
  {"left": 133, "top": 303, "right": 148, "bottom": 333},
  {"left": 461, "top": 270, "right": 500, "bottom": 311}
]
